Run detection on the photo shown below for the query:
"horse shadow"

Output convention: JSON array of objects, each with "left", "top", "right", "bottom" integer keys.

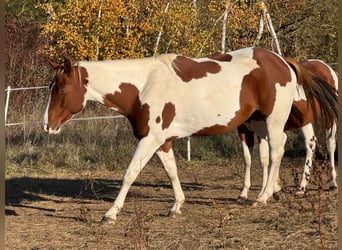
[{"left": 5, "top": 174, "right": 247, "bottom": 216}]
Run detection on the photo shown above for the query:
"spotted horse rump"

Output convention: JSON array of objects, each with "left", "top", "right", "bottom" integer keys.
[
  {"left": 42, "top": 47, "right": 338, "bottom": 224},
  {"left": 237, "top": 59, "right": 338, "bottom": 200}
]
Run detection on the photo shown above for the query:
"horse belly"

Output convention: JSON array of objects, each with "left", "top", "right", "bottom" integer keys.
[
  {"left": 164, "top": 83, "right": 244, "bottom": 137},
  {"left": 145, "top": 61, "right": 256, "bottom": 138}
]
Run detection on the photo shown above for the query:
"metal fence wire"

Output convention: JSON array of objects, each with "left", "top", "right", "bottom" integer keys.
[{"left": 5, "top": 85, "right": 192, "bottom": 160}]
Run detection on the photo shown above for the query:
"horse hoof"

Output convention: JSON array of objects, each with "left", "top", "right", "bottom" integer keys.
[
  {"left": 295, "top": 189, "right": 305, "bottom": 196},
  {"left": 329, "top": 185, "right": 338, "bottom": 191},
  {"left": 101, "top": 216, "right": 116, "bottom": 224},
  {"left": 273, "top": 191, "right": 281, "bottom": 201},
  {"left": 252, "top": 201, "right": 266, "bottom": 207},
  {"left": 329, "top": 186, "right": 338, "bottom": 195},
  {"left": 168, "top": 210, "right": 181, "bottom": 218},
  {"left": 252, "top": 201, "right": 258, "bottom": 207},
  {"left": 237, "top": 196, "right": 248, "bottom": 202},
  {"left": 238, "top": 195, "right": 248, "bottom": 200}
]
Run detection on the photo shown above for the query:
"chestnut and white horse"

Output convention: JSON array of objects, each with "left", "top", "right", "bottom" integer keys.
[
  {"left": 42, "top": 47, "right": 338, "bottom": 223},
  {"left": 238, "top": 59, "right": 338, "bottom": 200}
]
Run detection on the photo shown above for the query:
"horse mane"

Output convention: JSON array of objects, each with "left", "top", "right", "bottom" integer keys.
[{"left": 285, "top": 57, "right": 338, "bottom": 131}]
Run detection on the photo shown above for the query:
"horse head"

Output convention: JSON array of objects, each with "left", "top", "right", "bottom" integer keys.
[{"left": 42, "top": 57, "right": 88, "bottom": 134}]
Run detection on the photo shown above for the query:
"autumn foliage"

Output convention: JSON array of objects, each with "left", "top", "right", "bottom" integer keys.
[
  {"left": 37, "top": 0, "right": 262, "bottom": 61},
  {"left": 5, "top": 0, "right": 338, "bottom": 86}
]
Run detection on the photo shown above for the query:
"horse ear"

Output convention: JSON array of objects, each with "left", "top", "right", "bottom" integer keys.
[
  {"left": 48, "top": 60, "right": 60, "bottom": 70},
  {"left": 63, "top": 57, "right": 72, "bottom": 74}
]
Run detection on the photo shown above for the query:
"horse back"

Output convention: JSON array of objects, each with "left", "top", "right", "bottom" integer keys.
[{"left": 300, "top": 60, "right": 337, "bottom": 90}]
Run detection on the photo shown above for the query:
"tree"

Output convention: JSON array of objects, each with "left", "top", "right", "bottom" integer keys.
[
  {"left": 263, "top": 0, "right": 338, "bottom": 63},
  {"left": 38, "top": 0, "right": 262, "bottom": 60},
  {"left": 7, "top": 0, "right": 337, "bottom": 65}
]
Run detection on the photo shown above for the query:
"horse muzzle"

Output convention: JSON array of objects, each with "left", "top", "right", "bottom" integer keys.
[{"left": 42, "top": 123, "right": 61, "bottom": 135}]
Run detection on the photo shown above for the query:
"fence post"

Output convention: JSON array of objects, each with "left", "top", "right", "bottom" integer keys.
[
  {"left": 187, "top": 137, "right": 191, "bottom": 161},
  {"left": 5, "top": 86, "right": 11, "bottom": 124}
]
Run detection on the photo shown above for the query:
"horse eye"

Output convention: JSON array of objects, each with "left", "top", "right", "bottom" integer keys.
[{"left": 58, "top": 88, "right": 66, "bottom": 94}]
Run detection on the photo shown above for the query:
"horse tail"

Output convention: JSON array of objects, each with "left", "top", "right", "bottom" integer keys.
[{"left": 285, "top": 57, "right": 338, "bottom": 131}]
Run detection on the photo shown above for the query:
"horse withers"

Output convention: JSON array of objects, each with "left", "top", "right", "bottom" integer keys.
[{"left": 42, "top": 47, "right": 338, "bottom": 223}]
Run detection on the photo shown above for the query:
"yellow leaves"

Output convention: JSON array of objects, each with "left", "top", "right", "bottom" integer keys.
[{"left": 38, "top": 0, "right": 262, "bottom": 60}]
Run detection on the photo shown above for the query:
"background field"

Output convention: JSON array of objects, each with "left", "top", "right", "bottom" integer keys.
[
  {"left": 5, "top": 156, "right": 338, "bottom": 249},
  {"left": 5, "top": 115, "right": 338, "bottom": 249},
  {"left": 5, "top": 1, "right": 338, "bottom": 249}
]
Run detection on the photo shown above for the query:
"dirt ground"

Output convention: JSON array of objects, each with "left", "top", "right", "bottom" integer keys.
[{"left": 5, "top": 158, "right": 338, "bottom": 250}]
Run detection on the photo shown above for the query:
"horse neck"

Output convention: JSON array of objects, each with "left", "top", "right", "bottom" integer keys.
[{"left": 80, "top": 58, "right": 162, "bottom": 116}]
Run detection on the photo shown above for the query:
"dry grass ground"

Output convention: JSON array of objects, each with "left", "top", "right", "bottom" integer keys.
[{"left": 5, "top": 158, "right": 338, "bottom": 249}]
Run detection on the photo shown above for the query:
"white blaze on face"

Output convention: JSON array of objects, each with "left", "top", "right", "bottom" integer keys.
[
  {"left": 42, "top": 82, "right": 54, "bottom": 133},
  {"left": 41, "top": 81, "right": 64, "bottom": 135}
]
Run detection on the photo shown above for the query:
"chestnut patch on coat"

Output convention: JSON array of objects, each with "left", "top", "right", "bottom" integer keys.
[
  {"left": 172, "top": 56, "right": 221, "bottom": 82},
  {"left": 193, "top": 124, "right": 232, "bottom": 136},
  {"left": 209, "top": 53, "right": 233, "bottom": 62},
  {"left": 103, "top": 83, "right": 150, "bottom": 139},
  {"left": 158, "top": 137, "right": 178, "bottom": 153},
  {"left": 158, "top": 141, "right": 172, "bottom": 153},
  {"left": 284, "top": 99, "right": 319, "bottom": 131},
  {"left": 194, "top": 48, "right": 293, "bottom": 137},
  {"left": 161, "top": 102, "right": 176, "bottom": 130},
  {"left": 238, "top": 48, "right": 292, "bottom": 117},
  {"left": 237, "top": 124, "right": 255, "bottom": 148},
  {"left": 300, "top": 60, "right": 336, "bottom": 89}
]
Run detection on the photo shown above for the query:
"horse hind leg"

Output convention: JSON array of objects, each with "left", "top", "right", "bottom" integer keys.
[
  {"left": 297, "top": 123, "right": 316, "bottom": 195},
  {"left": 256, "top": 127, "right": 287, "bottom": 204},
  {"left": 257, "top": 137, "right": 270, "bottom": 197},
  {"left": 156, "top": 142, "right": 185, "bottom": 217},
  {"left": 327, "top": 122, "right": 337, "bottom": 190},
  {"left": 238, "top": 127, "right": 255, "bottom": 200}
]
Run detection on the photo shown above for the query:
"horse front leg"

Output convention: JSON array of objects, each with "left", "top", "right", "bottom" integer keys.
[
  {"left": 102, "top": 136, "right": 161, "bottom": 224},
  {"left": 156, "top": 142, "right": 185, "bottom": 217}
]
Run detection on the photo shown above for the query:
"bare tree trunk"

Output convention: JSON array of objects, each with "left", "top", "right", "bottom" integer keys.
[
  {"left": 257, "top": 1, "right": 282, "bottom": 55},
  {"left": 95, "top": 0, "right": 104, "bottom": 60},
  {"left": 221, "top": 1, "right": 230, "bottom": 54},
  {"left": 254, "top": 15, "right": 264, "bottom": 46},
  {"left": 197, "top": 13, "right": 224, "bottom": 56},
  {"left": 154, "top": 2, "right": 170, "bottom": 56},
  {"left": 192, "top": 0, "right": 197, "bottom": 8}
]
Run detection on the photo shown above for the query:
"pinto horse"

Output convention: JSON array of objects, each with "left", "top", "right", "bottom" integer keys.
[
  {"left": 237, "top": 59, "right": 338, "bottom": 200},
  {"left": 42, "top": 47, "right": 338, "bottom": 223}
]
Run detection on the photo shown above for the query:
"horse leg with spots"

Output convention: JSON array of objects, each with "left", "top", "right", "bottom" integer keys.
[
  {"left": 156, "top": 143, "right": 185, "bottom": 216},
  {"left": 327, "top": 122, "right": 337, "bottom": 189},
  {"left": 102, "top": 136, "right": 161, "bottom": 223},
  {"left": 297, "top": 123, "right": 316, "bottom": 194}
]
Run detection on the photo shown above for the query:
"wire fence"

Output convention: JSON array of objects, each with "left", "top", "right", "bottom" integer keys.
[
  {"left": 5, "top": 85, "right": 124, "bottom": 126},
  {"left": 6, "top": 60, "right": 337, "bottom": 125},
  {"left": 3, "top": 63, "right": 338, "bottom": 162},
  {"left": 5, "top": 85, "right": 192, "bottom": 161}
]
